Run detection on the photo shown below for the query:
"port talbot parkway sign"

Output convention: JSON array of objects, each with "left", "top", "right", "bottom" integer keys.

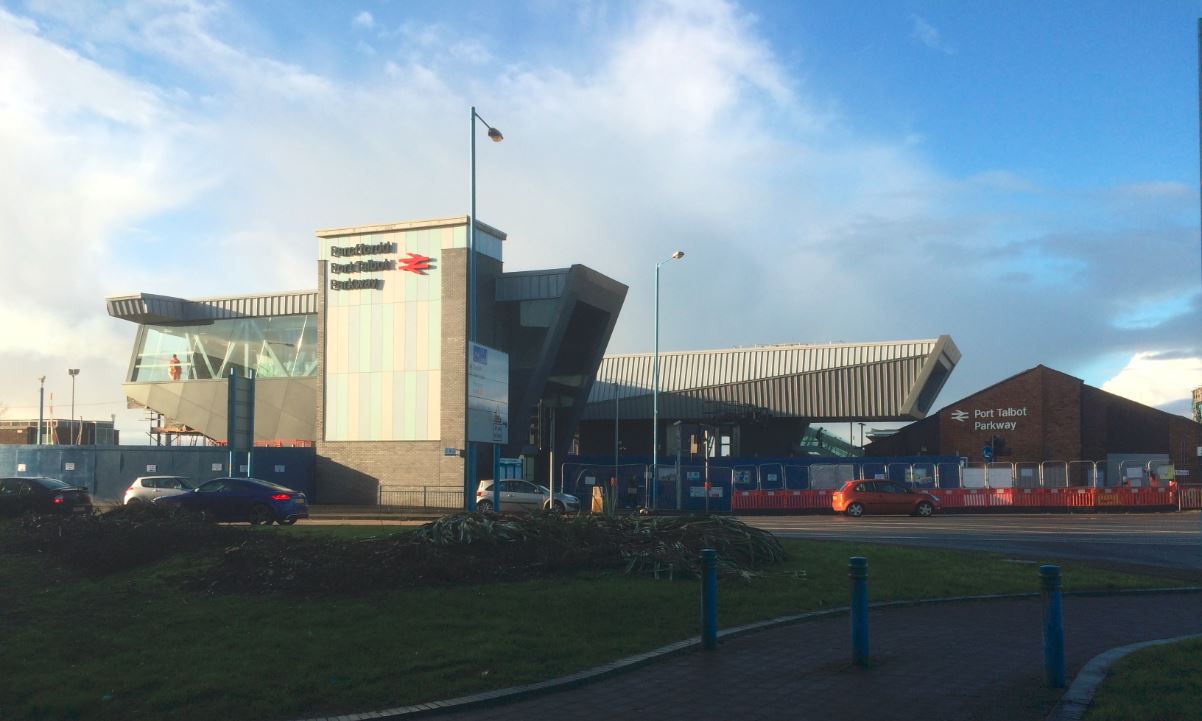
[
  {"left": 950, "top": 406, "right": 1029, "bottom": 432},
  {"left": 327, "top": 239, "right": 434, "bottom": 291}
]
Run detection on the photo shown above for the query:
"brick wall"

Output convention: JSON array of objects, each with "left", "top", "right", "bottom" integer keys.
[{"left": 868, "top": 365, "right": 1202, "bottom": 479}]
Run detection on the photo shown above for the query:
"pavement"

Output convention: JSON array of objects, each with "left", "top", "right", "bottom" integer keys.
[
  {"left": 387, "top": 591, "right": 1202, "bottom": 721},
  {"left": 743, "top": 512, "right": 1202, "bottom": 572}
]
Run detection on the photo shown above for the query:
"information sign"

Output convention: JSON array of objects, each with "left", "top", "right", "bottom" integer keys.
[{"left": 467, "top": 342, "right": 509, "bottom": 444}]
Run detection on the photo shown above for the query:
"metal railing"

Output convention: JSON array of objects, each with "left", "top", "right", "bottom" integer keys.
[{"left": 377, "top": 485, "right": 464, "bottom": 509}]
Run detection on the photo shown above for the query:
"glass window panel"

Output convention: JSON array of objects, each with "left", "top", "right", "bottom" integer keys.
[{"left": 130, "top": 316, "right": 318, "bottom": 381}]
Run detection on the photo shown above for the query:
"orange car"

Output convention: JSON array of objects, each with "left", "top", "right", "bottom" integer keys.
[{"left": 831, "top": 480, "right": 940, "bottom": 517}]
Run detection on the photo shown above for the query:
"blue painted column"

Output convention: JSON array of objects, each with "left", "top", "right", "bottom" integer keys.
[
  {"left": 849, "top": 556, "right": 869, "bottom": 666},
  {"left": 700, "top": 549, "right": 717, "bottom": 650},
  {"left": 1041, "top": 565, "right": 1066, "bottom": 687}
]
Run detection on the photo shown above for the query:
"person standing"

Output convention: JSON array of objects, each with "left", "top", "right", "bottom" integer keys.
[{"left": 168, "top": 353, "right": 182, "bottom": 381}]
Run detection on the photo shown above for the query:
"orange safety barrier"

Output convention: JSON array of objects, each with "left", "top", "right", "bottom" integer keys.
[
  {"left": 732, "top": 490, "right": 836, "bottom": 510},
  {"left": 1179, "top": 485, "right": 1202, "bottom": 510},
  {"left": 732, "top": 486, "right": 1178, "bottom": 512}
]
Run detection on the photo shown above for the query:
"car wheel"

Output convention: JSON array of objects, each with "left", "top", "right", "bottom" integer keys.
[
  {"left": 278, "top": 517, "right": 298, "bottom": 526},
  {"left": 248, "top": 504, "right": 275, "bottom": 526},
  {"left": 125, "top": 498, "right": 144, "bottom": 506},
  {"left": 915, "top": 501, "right": 934, "bottom": 517},
  {"left": 845, "top": 502, "right": 865, "bottom": 518},
  {"left": 477, "top": 500, "right": 493, "bottom": 512}
]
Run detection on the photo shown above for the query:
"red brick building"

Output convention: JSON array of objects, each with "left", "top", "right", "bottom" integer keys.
[{"left": 867, "top": 366, "right": 1202, "bottom": 485}]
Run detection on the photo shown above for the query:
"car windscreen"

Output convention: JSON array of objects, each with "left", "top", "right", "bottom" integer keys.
[{"left": 29, "top": 478, "right": 72, "bottom": 490}]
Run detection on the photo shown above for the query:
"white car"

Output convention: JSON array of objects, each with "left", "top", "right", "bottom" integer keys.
[
  {"left": 124, "top": 476, "right": 195, "bottom": 505},
  {"left": 475, "top": 480, "right": 580, "bottom": 513}
]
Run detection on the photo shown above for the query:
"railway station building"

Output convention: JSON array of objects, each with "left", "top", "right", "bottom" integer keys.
[
  {"left": 866, "top": 365, "right": 1202, "bottom": 485},
  {"left": 107, "top": 216, "right": 627, "bottom": 503}
]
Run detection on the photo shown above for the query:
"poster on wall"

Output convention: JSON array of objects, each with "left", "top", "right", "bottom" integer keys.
[{"left": 467, "top": 342, "right": 509, "bottom": 444}]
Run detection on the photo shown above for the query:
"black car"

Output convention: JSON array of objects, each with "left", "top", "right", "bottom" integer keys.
[{"left": 0, "top": 476, "right": 93, "bottom": 517}]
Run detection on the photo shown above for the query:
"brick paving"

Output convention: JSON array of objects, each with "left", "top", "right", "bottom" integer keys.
[{"left": 430, "top": 593, "right": 1202, "bottom": 721}]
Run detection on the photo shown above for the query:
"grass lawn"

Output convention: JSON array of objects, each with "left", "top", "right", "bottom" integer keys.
[
  {"left": 0, "top": 524, "right": 1186, "bottom": 721},
  {"left": 1084, "top": 638, "right": 1202, "bottom": 721}
]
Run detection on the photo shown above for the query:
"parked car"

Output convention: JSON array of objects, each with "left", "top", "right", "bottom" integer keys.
[
  {"left": 152, "top": 477, "right": 308, "bottom": 525},
  {"left": 831, "top": 480, "right": 940, "bottom": 517},
  {"left": 0, "top": 476, "right": 93, "bottom": 517},
  {"left": 123, "top": 475, "right": 194, "bottom": 505},
  {"left": 475, "top": 479, "right": 580, "bottom": 513}
]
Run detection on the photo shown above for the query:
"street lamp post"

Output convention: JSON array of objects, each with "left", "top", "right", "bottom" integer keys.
[
  {"left": 37, "top": 376, "right": 45, "bottom": 445},
  {"left": 68, "top": 369, "right": 80, "bottom": 444},
  {"left": 468, "top": 106, "right": 503, "bottom": 513},
  {"left": 651, "top": 250, "right": 685, "bottom": 511}
]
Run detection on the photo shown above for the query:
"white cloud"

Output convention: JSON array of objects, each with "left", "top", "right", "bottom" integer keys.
[
  {"left": 1102, "top": 352, "right": 1202, "bottom": 411},
  {"left": 911, "top": 15, "right": 954, "bottom": 54},
  {"left": 352, "top": 10, "right": 374, "bottom": 30}
]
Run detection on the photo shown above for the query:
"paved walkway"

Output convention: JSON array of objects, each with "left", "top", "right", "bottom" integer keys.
[{"left": 431, "top": 592, "right": 1202, "bottom": 721}]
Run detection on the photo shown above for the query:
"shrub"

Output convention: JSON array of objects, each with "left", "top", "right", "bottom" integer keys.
[{"left": 5, "top": 503, "right": 243, "bottom": 575}]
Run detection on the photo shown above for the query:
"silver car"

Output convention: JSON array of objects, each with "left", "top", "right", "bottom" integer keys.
[
  {"left": 475, "top": 479, "right": 580, "bottom": 513},
  {"left": 124, "top": 476, "right": 194, "bottom": 505}
]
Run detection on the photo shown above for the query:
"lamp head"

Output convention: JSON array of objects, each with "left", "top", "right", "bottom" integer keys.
[
  {"left": 68, "top": 369, "right": 79, "bottom": 376},
  {"left": 488, "top": 127, "right": 503, "bottom": 142},
  {"left": 671, "top": 251, "right": 685, "bottom": 260}
]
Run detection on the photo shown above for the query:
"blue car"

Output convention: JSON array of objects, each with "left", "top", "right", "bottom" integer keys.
[{"left": 154, "top": 477, "right": 308, "bottom": 525}]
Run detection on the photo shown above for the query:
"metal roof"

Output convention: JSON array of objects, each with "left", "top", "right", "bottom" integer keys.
[
  {"left": 584, "top": 336, "right": 960, "bottom": 422},
  {"left": 495, "top": 269, "right": 570, "bottom": 301},
  {"left": 106, "top": 291, "right": 318, "bottom": 324}
]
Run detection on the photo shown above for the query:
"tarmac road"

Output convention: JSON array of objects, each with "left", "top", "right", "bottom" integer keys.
[{"left": 741, "top": 511, "right": 1202, "bottom": 572}]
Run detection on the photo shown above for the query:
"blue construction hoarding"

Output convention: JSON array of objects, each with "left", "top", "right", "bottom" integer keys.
[{"left": 0, "top": 445, "right": 316, "bottom": 502}]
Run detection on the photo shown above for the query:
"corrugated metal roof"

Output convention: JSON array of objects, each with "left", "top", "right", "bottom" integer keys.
[
  {"left": 495, "top": 269, "right": 570, "bottom": 301},
  {"left": 584, "top": 337, "right": 958, "bottom": 421},
  {"left": 592, "top": 339, "right": 938, "bottom": 399},
  {"left": 106, "top": 291, "right": 318, "bottom": 323}
]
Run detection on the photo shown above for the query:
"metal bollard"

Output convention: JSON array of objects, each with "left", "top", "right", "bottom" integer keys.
[
  {"left": 701, "top": 549, "right": 718, "bottom": 650},
  {"left": 849, "top": 556, "right": 869, "bottom": 666},
  {"left": 1040, "top": 565, "right": 1066, "bottom": 688}
]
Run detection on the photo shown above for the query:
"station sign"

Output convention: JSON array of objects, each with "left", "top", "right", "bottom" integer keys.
[
  {"left": 324, "top": 239, "right": 434, "bottom": 291},
  {"left": 951, "top": 406, "right": 1029, "bottom": 432}
]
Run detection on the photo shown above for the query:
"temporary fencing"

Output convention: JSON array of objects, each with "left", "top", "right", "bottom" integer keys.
[
  {"left": 1179, "top": 485, "right": 1202, "bottom": 510},
  {"left": 558, "top": 456, "right": 1192, "bottom": 514}
]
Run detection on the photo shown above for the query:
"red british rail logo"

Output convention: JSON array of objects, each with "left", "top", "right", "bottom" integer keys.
[{"left": 399, "top": 253, "right": 431, "bottom": 274}]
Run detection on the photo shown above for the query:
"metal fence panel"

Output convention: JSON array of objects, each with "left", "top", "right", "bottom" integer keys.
[
  {"left": 378, "top": 486, "right": 463, "bottom": 509},
  {"left": 1015, "top": 462, "right": 1041, "bottom": 488},
  {"left": 809, "top": 463, "right": 856, "bottom": 490}
]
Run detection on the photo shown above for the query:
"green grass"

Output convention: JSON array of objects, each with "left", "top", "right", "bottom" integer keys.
[
  {"left": 0, "top": 529, "right": 1187, "bottom": 721},
  {"left": 1084, "top": 638, "right": 1202, "bottom": 721}
]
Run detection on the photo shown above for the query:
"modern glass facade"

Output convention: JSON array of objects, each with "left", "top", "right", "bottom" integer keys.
[{"left": 129, "top": 316, "right": 318, "bottom": 382}]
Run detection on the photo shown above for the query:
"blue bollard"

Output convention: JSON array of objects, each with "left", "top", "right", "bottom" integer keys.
[
  {"left": 1041, "top": 565, "right": 1066, "bottom": 688},
  {"left": 849, "top": 556, "right": 869, "bottom": 666},
  {"left": 701, "top": 549, "right": 718, "bottom": 650}
]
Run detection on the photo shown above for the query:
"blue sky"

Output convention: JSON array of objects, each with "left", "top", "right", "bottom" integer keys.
[{"left": 0, "top": 0, "right": 1199, "bottom": 439}]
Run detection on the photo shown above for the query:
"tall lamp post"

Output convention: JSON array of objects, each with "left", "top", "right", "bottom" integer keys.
[
  {"left": 651, "top": 250, "right": 685, "bottom": 511},
  {"left": 37, "top": 376, "right": 46, "bottom": 445},
  {"left": 468, "top": 106, "right": 503, "bottom": 512},
  {"left": 68, "top": 369, "right": 80, "bottom": 444}
]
